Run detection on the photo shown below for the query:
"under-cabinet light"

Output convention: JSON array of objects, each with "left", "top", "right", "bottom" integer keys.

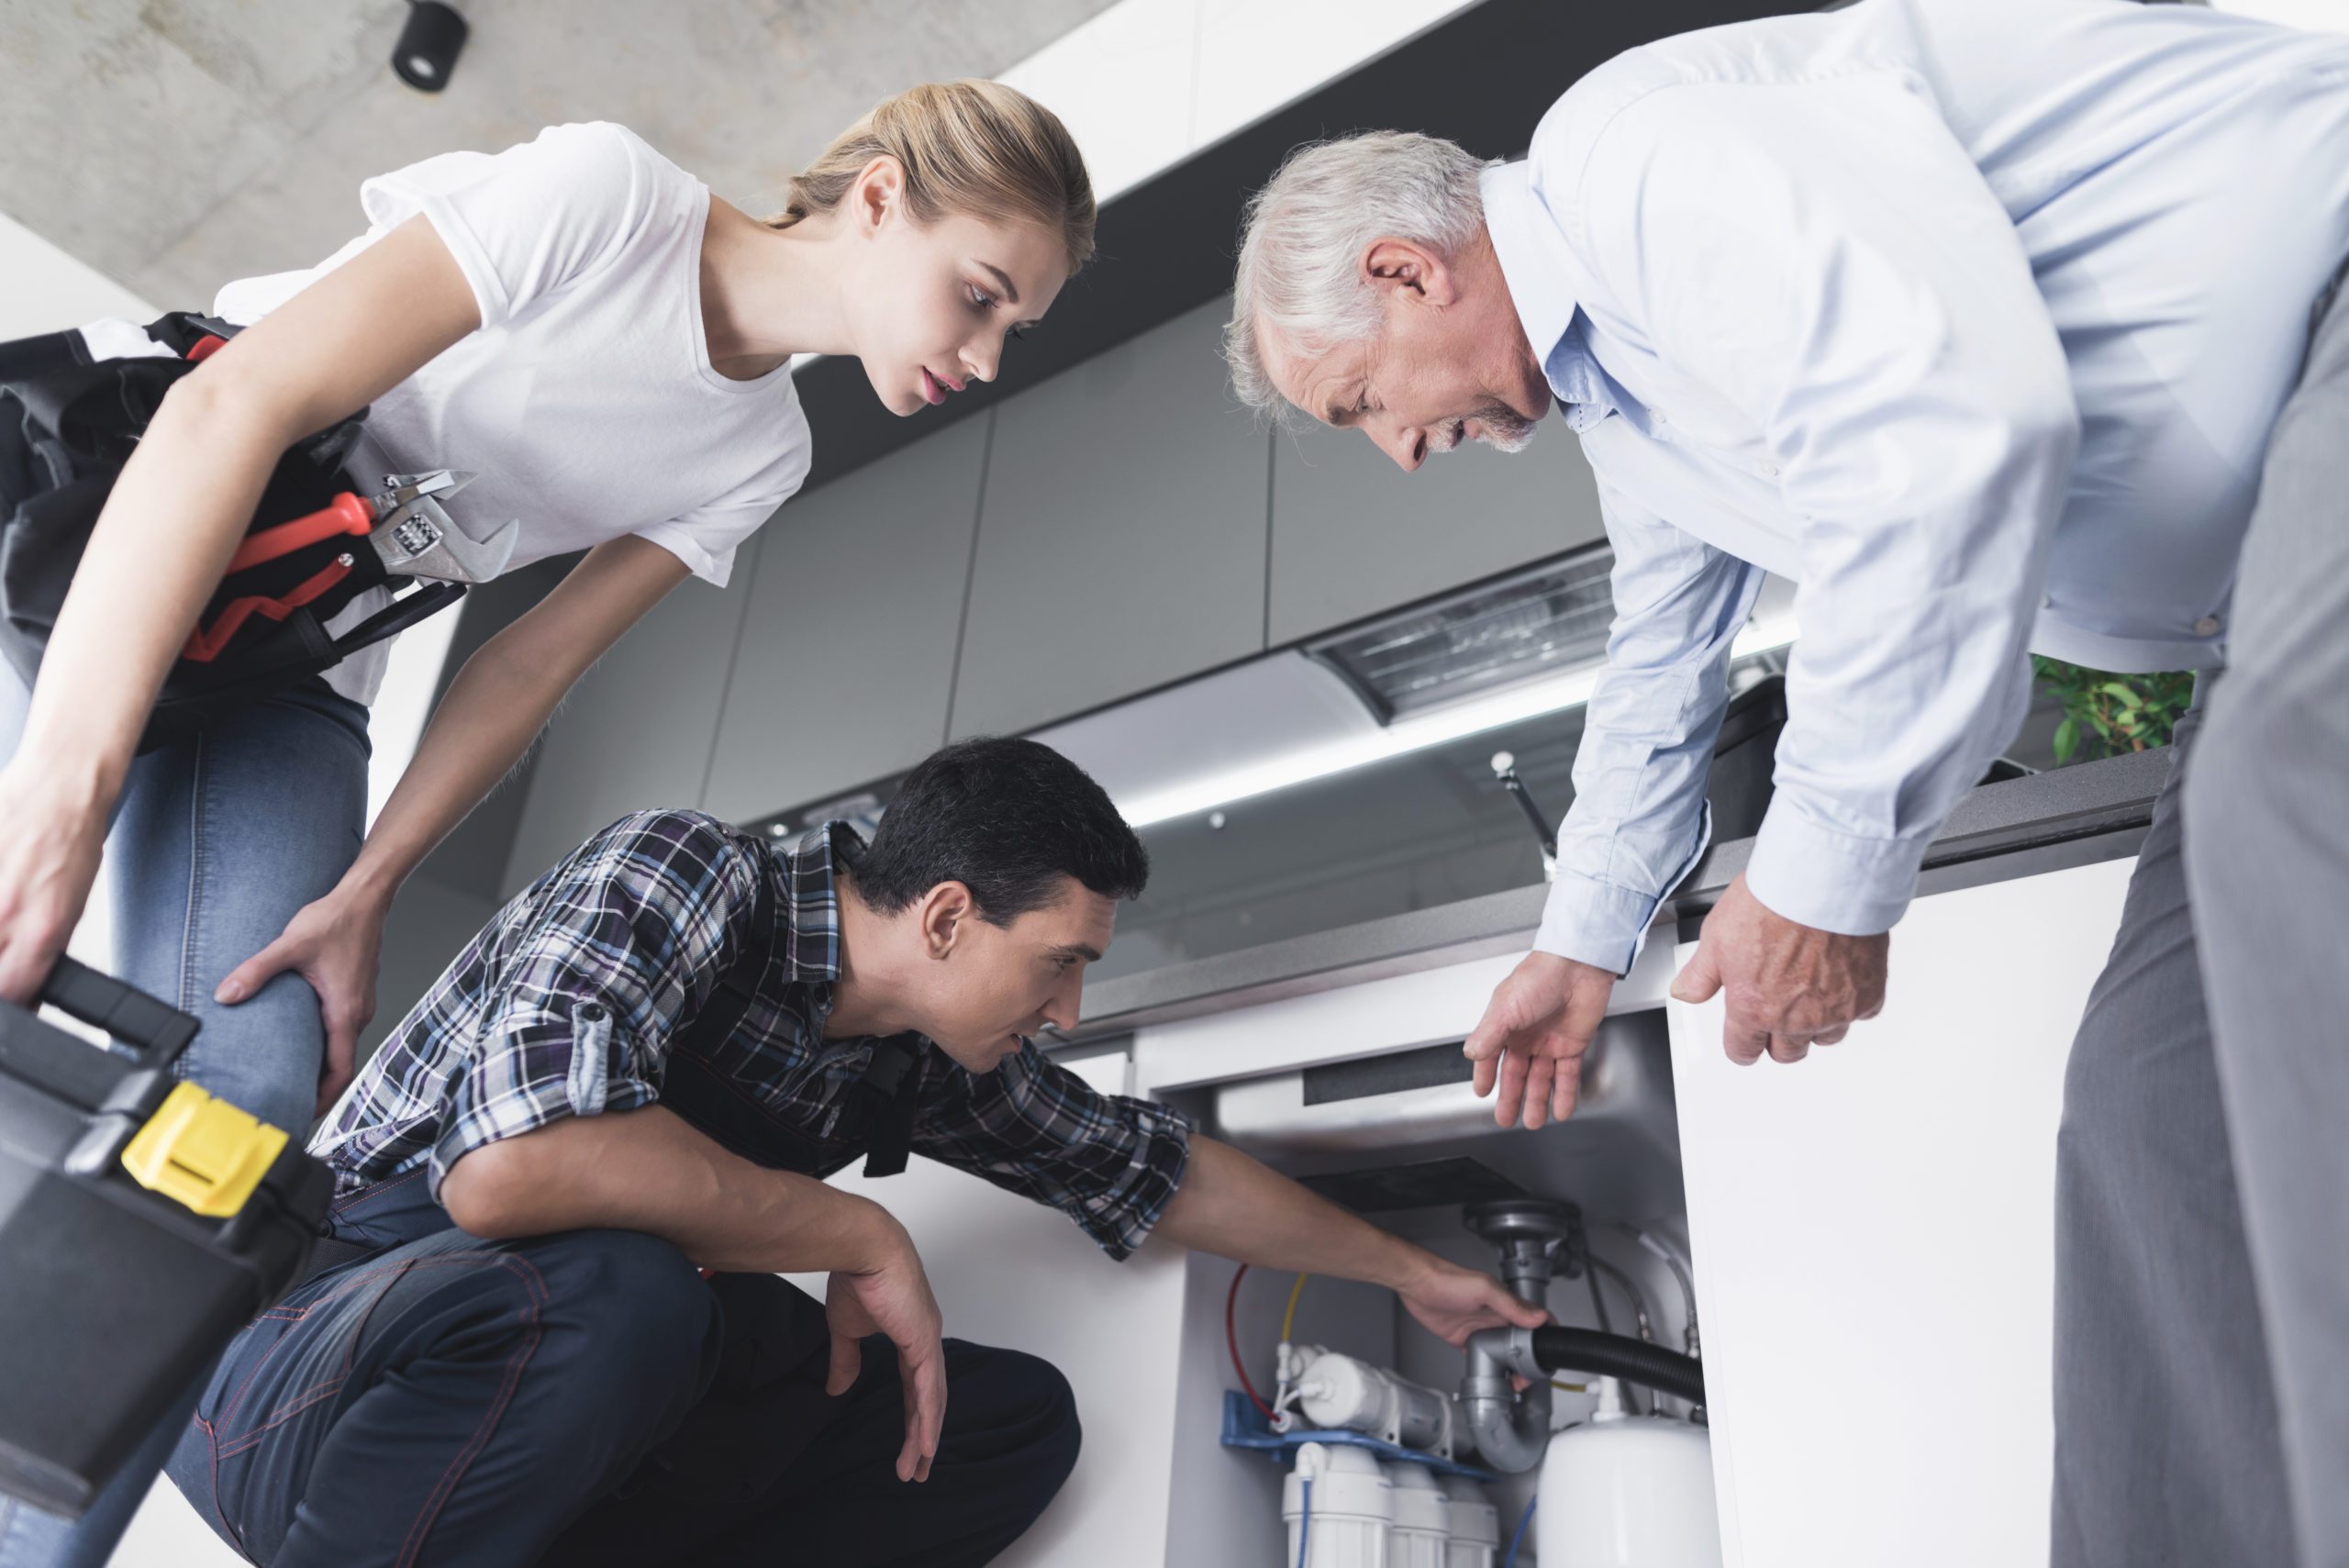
[{"left": 1115, "top": 612, "right": 1799, "bottom": 829}]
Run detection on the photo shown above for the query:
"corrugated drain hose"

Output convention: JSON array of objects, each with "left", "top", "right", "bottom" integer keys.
[{"left": 1528, "top": 1327, "right": 1706, "bottom": 1407}]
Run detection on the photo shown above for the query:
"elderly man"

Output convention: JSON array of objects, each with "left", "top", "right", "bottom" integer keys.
[{"left": 1225, "top": 1, "right": 2349, "bottom": 1565}]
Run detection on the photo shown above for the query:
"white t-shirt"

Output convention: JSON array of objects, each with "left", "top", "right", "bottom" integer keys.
[{"left": 213, "top": 122, "right": 812, "bottom": 706}]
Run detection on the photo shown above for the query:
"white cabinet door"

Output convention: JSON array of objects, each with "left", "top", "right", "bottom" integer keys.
[{"left": 1669, "top": 855, "right": 2137, "bottom": 1568}]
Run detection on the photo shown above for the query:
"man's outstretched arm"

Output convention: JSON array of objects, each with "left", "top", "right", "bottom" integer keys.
[{"left": 1151, "top": 1134, "right": 1548, "bottom": 1347}]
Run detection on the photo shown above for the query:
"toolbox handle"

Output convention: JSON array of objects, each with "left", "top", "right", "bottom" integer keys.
[{"left": 37, "top": 956, "right": 199, "bottom": 1071}]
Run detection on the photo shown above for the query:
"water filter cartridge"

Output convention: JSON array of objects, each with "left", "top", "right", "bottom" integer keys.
[
  {"left": 1441, "top": 1473, "right": 1502, "bottom": 1568},
  {"left": 1385, "top": 1462, "right": 1450, "bottom": 1568},
  {"left": 1294, "top": 1350, "right": 1456, "bottom": 1456},
  {"left": 1285, "top": 1442, "right": 1394, "bottom": 1568}
]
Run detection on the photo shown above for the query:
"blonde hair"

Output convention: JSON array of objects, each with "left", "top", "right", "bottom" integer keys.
[{"left": 769, "top": 80, "right": 1096, "bottom": 272}]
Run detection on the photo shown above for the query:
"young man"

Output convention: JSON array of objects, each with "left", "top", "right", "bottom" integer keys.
[
  {"left": 161, "top": 737, "right": 1543, "bottom": 1566},
  {"left": 1224, "top": 3, "right": 2348, "bottom": 1563}
]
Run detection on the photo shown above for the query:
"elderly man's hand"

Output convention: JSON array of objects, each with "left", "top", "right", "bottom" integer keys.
[
  {"left": 1464, "top": 951, "right": 1617, "bottom": 1129},
  {"left": 1670, "top": 873, "right": 1887, "bottom": 1063}
]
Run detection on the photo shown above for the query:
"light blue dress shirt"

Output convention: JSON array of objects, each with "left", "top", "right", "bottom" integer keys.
[{"left": 1492, "top": 0, "right": 2349, "bottom": 968}]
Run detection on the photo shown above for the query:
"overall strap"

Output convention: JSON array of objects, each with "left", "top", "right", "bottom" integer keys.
[{"left": 853, "top": 1035, "right": 927, "bottom": 1179}]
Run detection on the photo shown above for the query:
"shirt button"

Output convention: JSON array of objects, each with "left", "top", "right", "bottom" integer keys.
[
  {"left": 577, "top": 1002, "right": 605, "bottom": 1021},
  {"left": 2194, "top": 616, "right": 2222, "bottom": 636}
]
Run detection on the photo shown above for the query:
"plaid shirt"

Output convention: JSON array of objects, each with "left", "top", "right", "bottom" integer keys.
[{"left": 313, "top": 810, "right": 1191, "bottom": 1261}]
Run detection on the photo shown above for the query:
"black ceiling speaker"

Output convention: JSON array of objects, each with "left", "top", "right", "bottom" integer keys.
[{"left": 393, "top": 2, "right": 468, "bottom": 93}]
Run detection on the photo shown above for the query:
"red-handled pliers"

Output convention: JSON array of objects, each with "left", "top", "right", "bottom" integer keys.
[{"left": 184, "top": 470, "right": 510, "bottom": 662}]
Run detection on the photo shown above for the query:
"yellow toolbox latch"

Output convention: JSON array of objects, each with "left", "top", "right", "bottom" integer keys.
[{"left": 119, "top": 1082, "right": 288, "bottom": 1218}]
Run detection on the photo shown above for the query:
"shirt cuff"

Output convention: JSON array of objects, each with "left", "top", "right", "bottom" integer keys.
[
  {"left": 1534, "top": 874, "right": 1661, "bottom": 976},
  {"left": 1742, "top": 806, "right": 1931, "bottom": 937},
  {"left": 1086, "top": 1099, "right": 1193, "bottom": 1262},
  {"left": 1537, "top": 802, "right": 1713, "bottom": 976}
]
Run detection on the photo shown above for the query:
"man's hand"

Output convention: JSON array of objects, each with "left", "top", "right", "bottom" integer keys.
[
  {"left": 1396, "top": 1254, "right": 1550, "bottom": 1348},
  {"left": 1463, "top": 951, "right": 1617, "bottom": 1129},
  {"left": 824, "top": 1219, "right": 947, "bottom": 1484},
  {"left": 1670, "top": 872, "right": 1887, "bottom": 1064}
]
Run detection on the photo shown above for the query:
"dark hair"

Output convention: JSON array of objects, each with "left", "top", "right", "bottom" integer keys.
[{"left": 851, "top": 737, "right": 1149, "bottom": 923}]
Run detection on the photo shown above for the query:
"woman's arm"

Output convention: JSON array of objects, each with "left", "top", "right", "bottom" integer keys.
[
  {"left": 0, "top": 215, "right": 481, "bottom": 1003},
  {"left": 218, "top": 535, "right": 692, "bottom": 1109}
]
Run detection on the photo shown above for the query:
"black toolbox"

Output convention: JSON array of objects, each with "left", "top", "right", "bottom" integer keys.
[{"left": 0, "top": 960, "right": 329, "bottom": 1518}]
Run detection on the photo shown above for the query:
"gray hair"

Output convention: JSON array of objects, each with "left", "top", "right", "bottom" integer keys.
[{"left": 1225, "top": 130, "right": 1494, "bottom": 420}]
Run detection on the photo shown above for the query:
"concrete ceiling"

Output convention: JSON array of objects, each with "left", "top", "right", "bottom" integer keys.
[{"left": 1, "top": 0, "right": 1123, "bottom": 308}]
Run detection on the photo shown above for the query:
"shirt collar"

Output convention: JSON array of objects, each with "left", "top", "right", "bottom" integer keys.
[
  {"left": 772, "top": 820, "right": 857, "bottom": 986},
  {"left": 1480, "top": 161, "right": 1611, "bottom": 431},
  {"left": 1481, "top": 161, "right": 1581, "bottom": 376},
  {"left": 779, "top": 821, "right": 939, "bottom": 1071}
]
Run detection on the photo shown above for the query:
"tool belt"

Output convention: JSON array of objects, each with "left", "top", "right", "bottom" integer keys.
[
  {"left": 0, "top": 960, "right": 331, "bottom": 1518},
  {"left": 0, "top": 312, "right": 505, "bottom": 752}
]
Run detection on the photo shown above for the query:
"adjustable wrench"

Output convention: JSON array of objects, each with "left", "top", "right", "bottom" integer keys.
[{"left": 365, "top": 471, "right": 518, "bottom": 584}]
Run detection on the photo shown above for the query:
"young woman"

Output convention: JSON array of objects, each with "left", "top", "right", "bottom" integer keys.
[{"left": 0, "top": 79, "right": 1091, "bottom": 1567}]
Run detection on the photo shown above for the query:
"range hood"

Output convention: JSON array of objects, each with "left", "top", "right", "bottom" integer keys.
[
  {"left": 758, "top": 554, "right": 1795, "bottom": 839},
  {"left": 1036, "top": 558, "right": 1794, "bottom": 830},
  {"left": 1307, "top": 550, "right": 1619, "bottom": 724}
]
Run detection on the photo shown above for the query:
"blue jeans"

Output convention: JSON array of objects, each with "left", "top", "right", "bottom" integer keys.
[
  {"left": 0, "top": 673, "right": 371, "bottom": 1568},
  {"left": 163, "top": 1173, "right": 1080, "bottom": 1567}
]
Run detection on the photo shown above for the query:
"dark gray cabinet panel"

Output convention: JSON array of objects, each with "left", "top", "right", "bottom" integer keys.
[
  {"left": 1267, "top": 416, "right": 1606, "bottom": 646},
  {"left": 501, "top": 533, "right": 767, "bottom": 895},
  {"left": 950, "top": 297, "right": 1271, "bottom": 740},
  {"left": 703, "top": 412, "right": 991, "bottom": 823}
]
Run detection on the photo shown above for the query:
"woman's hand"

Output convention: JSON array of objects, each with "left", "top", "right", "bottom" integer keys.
[
  {"left": 217, "top": 882, "right": 388, "bottom": 1116},
  {"left": 0, "top": 763, "right": 109, "bottom": 1006}
]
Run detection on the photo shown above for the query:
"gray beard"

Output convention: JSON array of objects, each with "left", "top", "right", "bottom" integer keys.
[{"left": 1471, "top": 399, "right": 1541, "bottom": 452}]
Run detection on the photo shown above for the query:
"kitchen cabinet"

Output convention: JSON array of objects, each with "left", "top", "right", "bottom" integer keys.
[
  {"left": 1671, "top": 855, "right": 2135, "bottom": 1568},
  {"left": 949, "top": 296, "right": 1272, "bottom": 739},
  {"left": 704, "top": 412, "right": 993, "bottom": 822},
  {"left": 1267, "top": 413, "right": 1606, "bottom": 645},
  {"left": 500, "top": 533, "right": 766, "bottom": 895}
]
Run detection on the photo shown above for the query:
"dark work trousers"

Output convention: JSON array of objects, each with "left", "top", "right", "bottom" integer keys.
[{"left": 161, "top": 1173, "right": 1080, "bottom": 1567}]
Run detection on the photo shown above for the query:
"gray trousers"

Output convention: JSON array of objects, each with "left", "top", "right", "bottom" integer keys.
[{"left": 2053, "top": 269, "right": 2349, "bottom": 1568}]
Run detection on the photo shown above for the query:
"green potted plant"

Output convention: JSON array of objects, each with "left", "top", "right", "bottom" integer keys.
[{"left": 2031, "top": 657, "right": 2195, "bottom": 765}]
